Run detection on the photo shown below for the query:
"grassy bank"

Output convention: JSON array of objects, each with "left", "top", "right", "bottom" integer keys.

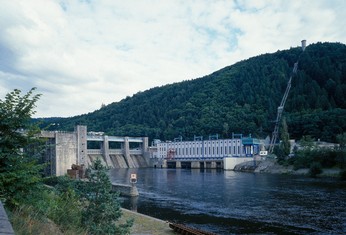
[
  {"left": 121, "top": 209, "right": 175, "bottom": 235},
  {"left": 9, "top": 205, "right": 175, "bottom": 235}
]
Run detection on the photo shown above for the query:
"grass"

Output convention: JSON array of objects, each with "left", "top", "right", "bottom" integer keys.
[
  {"left": 121, "top": 209, "right": 175, "bottom": 235},
  {"left": 9, "top": 206, "right": 63, "bottom": 235},
  {"left": 8, "top": 205, "right": 87, "bottom": 235},
  {"left": 9, "top": 205, "right": 176, "bottom": 235}
]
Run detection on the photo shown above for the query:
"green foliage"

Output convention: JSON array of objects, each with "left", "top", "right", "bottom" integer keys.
[
  {"left": 309, "top": 162, "right": 323, "bottom": 178},
  {"left": 340, "top": 170, "right": 346, "bottom": 180},
  {"left": 16, "top": 185, "right": 85, "bottom": 234},
  {"left": 299, "top": 135, "right": 316, "bottom": 149},
  {"left": 291, "top": 146, "right": 346, "bottom": 173},
  {"left": 80, "top": 159, "right": 133, "bottom": 234},
  {"left": 39, "top": 42, "right": 346, "bottom": 143},
  {"left": 336, "top": 132, "right": 346, "bottom": 149},
  {"left": 1, "top": 89, "right": 131, "bottom": 233},
  {"left": 292, "top": 149, "right": 314, "bottom": 170},
  {"left": 0, "top": 88, "right": 43, "bottom": 207},
  {"left": 9, "top": 187, "right": 87, "bottom": 235},
  {"left": 9, "top": 205, "right": 64, "bottom": 235},
  {"left": 280, "top": 118, "right": 290, "bottom": 156},
  {"left": 276, "top": 118, "right": 291, "bottom": 163}
]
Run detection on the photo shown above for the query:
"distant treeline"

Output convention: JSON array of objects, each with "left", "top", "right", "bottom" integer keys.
[{"left": 37, "top": 42, "right": 346, "bottom": 142}]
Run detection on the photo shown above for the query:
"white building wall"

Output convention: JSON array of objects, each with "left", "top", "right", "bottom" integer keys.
[
  {"left": 157, "top": 138, "right": 246, "bottom": 159},
  {"left": 224, "top": 157, "right": 252, "bottom": 170}
]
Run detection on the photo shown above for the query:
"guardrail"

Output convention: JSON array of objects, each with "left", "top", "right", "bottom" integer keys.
[
  {"left": 168, "top": 156, "right": 224, "bottom": 161},
  {"left": 87, "top": 149, "right": 143, "bottom": 155},
  {"left": 87, "top": 136, "right": 144, "bottom": 143},
  {"left": 87, "top": 149, "right": 103, "bottom": 155}
]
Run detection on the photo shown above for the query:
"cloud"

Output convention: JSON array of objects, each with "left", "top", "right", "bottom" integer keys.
[{"left": 0, "top": 0, "right": 345, "bottom": 117}]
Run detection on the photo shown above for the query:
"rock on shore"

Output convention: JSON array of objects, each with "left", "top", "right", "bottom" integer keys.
[{"left": 234, "top": 159, "right": 342, "bottom": 177}]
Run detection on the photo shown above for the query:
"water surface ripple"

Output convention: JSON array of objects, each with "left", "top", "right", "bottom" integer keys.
[{"left": 110, "top": 168, "right": 346, "bottom": 234}]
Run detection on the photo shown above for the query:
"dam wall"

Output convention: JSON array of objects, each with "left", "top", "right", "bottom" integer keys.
[
  {"left": 88, "top": 154, "right": 149, "bottom": 168},
  {"left": 41, "top": 125, "right": 149, "bottom": 176}
]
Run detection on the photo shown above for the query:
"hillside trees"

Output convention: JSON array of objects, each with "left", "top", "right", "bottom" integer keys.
[{"left": 40, "top": 42, "right": 346, "bottom": 143}]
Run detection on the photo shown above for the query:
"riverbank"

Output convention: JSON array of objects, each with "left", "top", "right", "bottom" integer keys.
[
  {"left": 234, "top": 159, "right": 343, "bottom": 177},
  {"left": 121, "top": 208, "right": 175, "bottom": 235}
]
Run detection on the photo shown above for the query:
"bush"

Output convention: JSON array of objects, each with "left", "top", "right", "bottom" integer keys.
[
  {"left": 9, "top": 205, "right": 63, "bottom": 235},
  {"left": 340, "top": 170, "right": 346, "bottom": 181},
  {"left": 9, "top": 187, "right": 86, "bottom": 235},
  {"left": 309, "top": 162, "right": 323, "bottom": 177},
  {"left": 80, "top": 159, "right": 133, "bottom": 234}
]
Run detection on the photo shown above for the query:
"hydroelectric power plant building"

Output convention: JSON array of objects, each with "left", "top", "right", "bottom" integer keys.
[
  {"left": 154, "top": 134, "right": 261, "bottom": 169},
  {"left": 40, "top": 125, "right": 262, "bottom": 175}
]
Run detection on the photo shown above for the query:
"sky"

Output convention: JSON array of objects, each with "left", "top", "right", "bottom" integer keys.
[{"left": 0, "top": 0, "right": 345, "bottom": 118}]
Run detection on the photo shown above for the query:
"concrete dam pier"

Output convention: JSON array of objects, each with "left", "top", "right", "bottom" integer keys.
[{"left": 41, "top": 125, "right": 150, "bottom": 176}]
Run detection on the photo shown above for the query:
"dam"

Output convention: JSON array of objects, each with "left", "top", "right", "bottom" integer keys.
[{"left": 41, "top": 125, "right": 150, "bottom": 176}]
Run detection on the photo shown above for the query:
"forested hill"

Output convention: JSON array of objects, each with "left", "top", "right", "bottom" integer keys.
[{"left": 41, "top": 42, "right": 346, "bottom": 142}]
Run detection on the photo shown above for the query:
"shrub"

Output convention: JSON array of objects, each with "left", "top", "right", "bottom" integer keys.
[
  {"left": 309, "top": 162, "right": 323, "bottom": 177},
  {"left": 80, "top": 159, "right": 133, "bottom": 234},
  {"left": 340, "top": 170, "right": 346, "bottom": 181}
]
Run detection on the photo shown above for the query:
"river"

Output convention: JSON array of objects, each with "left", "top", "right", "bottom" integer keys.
[{"left": 109, "top": 168, "right": 346, "bottom": 234}]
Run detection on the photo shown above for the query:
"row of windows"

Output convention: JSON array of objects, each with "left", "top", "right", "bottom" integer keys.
[
  {"left": 171, "top": 145, "right": 242, "bottom": 156},
  {"left": 165, "top": 140, "right": 241, "bottom": 147},
  {"left": 157, "top": 139, "right": 255, "bottom": 158},
  {"left": 158, "top": 145, "right": 243, "bottom": 157}
]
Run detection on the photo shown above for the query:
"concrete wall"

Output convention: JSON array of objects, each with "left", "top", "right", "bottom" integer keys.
[
  {"left": 0, "top": 202, "right": 15, "bottom": 235},
  {"left": 76, "top": 125, "right": 87, "bottom": 166},
  {"left": 42, "top": 126, "right": 150, "bottom": 176},
  {"left": 88, "top": 154, "right": 150, "bottom": 168},
  {"left": 112, "top": 183, "right": 139, "bottom": 197},
  {"left": 191, "top": 161, "right": 200, "bottom": 168},
  {"left": 55, "top": 132, "right": 77, "bottom": 176},
  {"left": 223, "top": 157, "right": 254, "bottom": 170}
]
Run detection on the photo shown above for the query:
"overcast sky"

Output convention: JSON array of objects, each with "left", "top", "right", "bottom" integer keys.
[{"left": 1, "top": 0, "right": 345, "bottom": 118}]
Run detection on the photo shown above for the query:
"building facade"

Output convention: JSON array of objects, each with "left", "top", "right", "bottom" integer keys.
[{"left": 156, "top": 136, "right": 260, "bottom": 160}]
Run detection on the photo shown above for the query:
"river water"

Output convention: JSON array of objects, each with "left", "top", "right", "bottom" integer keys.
[{"left": 109, "top": 168, "right": 346, "bottom": 234}]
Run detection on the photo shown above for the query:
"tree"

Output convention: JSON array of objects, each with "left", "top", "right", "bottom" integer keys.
[
  {"left": 275, "top": 118, "right": 291, "bottom": 163},
  {"left": 280, "top": 118, "right": 291, "bottom": 155},
  {"left": 0, "top": 88, "right": 43, "bottom": 207},
  {"left": 299, "top": 135, "right": 315, "bottom": 150},
  {"left": 309, "top": 162, "right": 323, "bottom": 178},
  {"left": 80, "top": 158, "right": 133, "bottom": 234},
  {"left": 336, "top": 132, "right": 346, "bottom": 149}
]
